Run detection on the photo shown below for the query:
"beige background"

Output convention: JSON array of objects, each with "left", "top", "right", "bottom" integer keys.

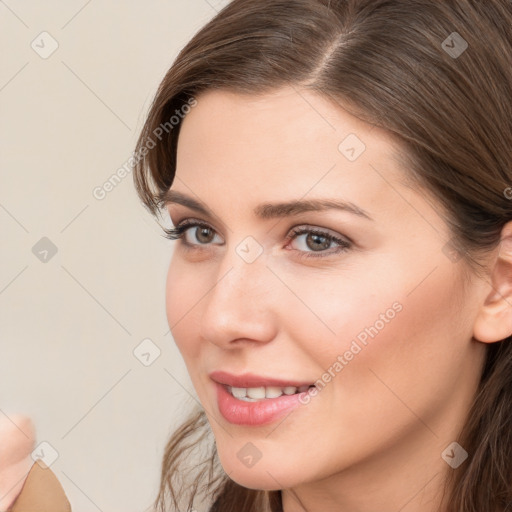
[{"left": 0, "top": 1, "right": 229, "bottom": 510}]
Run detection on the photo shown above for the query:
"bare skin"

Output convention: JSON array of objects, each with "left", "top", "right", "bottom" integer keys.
[
  {"left": 163, "top": 86, "right": 512, "bottom": 512},
  {"left": 0, "top": 415, "right": 35, "bottom": 511}
]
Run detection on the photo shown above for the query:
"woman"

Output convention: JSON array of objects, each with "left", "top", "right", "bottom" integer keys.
[{"left": 133, "top": 1, "right": 512, "bottom": 511}]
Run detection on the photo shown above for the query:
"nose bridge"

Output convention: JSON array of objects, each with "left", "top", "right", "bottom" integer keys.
[
  {"left": 199, "top": 239, "right": 276, "bottom": 344},
  {"left": 210, "top": 240, "right": 268, "bottom": 311}
]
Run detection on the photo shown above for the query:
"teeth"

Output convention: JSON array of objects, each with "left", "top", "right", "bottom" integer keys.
[
  {"left": 227, "top": 385, "right": 309, "bottom": 400},
  {"left": 265, "top": 386, "right": 283, "bottom": 398},
  {"left": 231, "top": 387, "right": 247, "bottom": 399},
  {"left": 247, "top": 387, "right": 266, "bottom": 399}
]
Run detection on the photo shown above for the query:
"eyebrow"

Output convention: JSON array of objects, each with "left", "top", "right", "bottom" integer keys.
[{"left": 162, "top": 190, "right": 373, "bottom": 221}]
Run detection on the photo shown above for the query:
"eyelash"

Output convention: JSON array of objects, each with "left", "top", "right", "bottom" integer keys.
[{"left": 162, "top": 219, "right": 352, "bottom": 260}]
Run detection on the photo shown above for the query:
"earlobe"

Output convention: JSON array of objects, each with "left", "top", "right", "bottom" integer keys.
[{"left": 473, "top": 222, "right": 512, "bottom": 344}]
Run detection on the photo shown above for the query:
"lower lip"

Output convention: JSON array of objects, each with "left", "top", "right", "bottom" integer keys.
[{"left": 215, "top": 382, "right": 310, "bottom": 426}]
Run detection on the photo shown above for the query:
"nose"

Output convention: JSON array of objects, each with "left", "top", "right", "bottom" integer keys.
[{"left": 198, "top": 247, "right": 278, "bottom": 349}]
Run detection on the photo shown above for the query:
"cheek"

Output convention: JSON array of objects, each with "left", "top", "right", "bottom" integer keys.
[
  {"left": 332, "top": 266, "right": 469, "bottom": 427},
  {"left": 284, "top": 258, "right": 470, "bottom": 421},
  {"left": 245, "top": 264, "right": 471, "bottom": 479},
  {"left": 165, "top": 255, "right": 203, "bottom": 359},
  {"left": 276, "top": 266, "right": 405, "bottom": 368}
]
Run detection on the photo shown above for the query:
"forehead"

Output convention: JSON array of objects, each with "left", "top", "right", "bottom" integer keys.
[
  {"left": 173, "top": 87, "right": 432, "bottom": 227},
  {"left": 177, "top": 87, "right": 399, "bottom": 160}
]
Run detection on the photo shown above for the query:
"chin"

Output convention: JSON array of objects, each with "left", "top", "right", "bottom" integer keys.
[
  {"left": 215, "top": 448, "right": 300, "bottom": 491},
  {"left": 223, "top": 466, "right": 286, "bottom": 491}
]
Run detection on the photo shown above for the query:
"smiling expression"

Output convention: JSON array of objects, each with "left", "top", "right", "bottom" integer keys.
[{"left": 163, "top": 86, "right": 487, "bottom": 504}]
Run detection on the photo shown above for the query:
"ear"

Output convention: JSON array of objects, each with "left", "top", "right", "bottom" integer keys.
[{"left": 473, "top": 221, "right": 512, "bottom": 343}]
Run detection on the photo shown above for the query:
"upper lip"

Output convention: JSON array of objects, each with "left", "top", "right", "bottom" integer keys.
[{"left": 209, "top": 370, "right": 314, "bottom": 388}]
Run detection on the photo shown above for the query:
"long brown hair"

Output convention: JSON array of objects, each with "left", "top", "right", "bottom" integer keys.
[{"left": 133, "top": 1, "right": 512, "bottom": 510}]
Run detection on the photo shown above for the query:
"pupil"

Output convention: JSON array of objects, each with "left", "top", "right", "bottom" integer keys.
[
  {"left": 197, "top": 227, "right": 212, "bottom": 243},
  {"left": 308, "top": 233, "right": 329, "bottom": 251}
]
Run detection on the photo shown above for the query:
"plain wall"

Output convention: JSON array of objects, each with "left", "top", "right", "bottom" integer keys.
[{"left": 0, "top": 1, "right": 228, "bottom": 510}]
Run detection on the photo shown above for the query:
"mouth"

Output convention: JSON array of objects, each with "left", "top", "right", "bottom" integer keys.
[
  {"left": 210, "top": 370, "right": 318, "bottom": 425},
  {"left": 209, "top": 371, "right": 316, "bottom": 411},
  {"left": 226, "top": 384, "right": 316, "bottom": 401}
]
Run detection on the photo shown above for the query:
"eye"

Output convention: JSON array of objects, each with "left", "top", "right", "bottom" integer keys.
[
  {"left": 163, "top": 219, "right": 223, "bottom": 246},
  {"left": 163, "top": 219, "right": 352, "bottom": 259},
  {"left": 286, "top": 226, "right": 352, "bottom": 259}
]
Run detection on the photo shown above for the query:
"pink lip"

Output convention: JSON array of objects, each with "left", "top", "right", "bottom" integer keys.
[
  {"left": 209, "top": 370, "right": 314, "bottom": 388},
  {"left": 214, "top": 382, "right": 309, "bottom": 426},
  {"left": 210, "top": 371, "right": 316, "bottom": 426}
]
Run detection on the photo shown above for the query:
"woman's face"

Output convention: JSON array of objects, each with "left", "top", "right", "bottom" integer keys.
[{"left": 164, "top": 87, "right": 488, "bottom": 505}]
